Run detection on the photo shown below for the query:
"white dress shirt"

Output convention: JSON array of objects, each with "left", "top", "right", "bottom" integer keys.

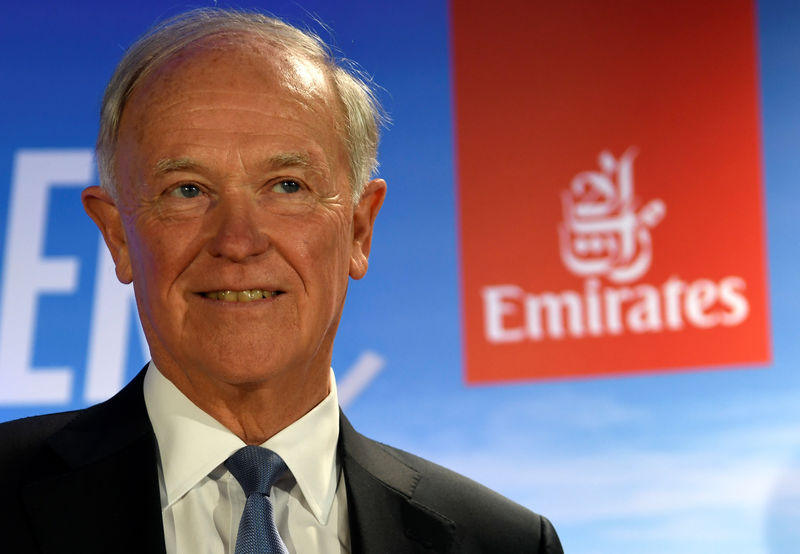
[{"left": 143, "top": 363, "right": 350, "bottom": 554}]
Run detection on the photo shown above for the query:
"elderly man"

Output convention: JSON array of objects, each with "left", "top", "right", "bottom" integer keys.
[{"left": 0, "top": 8, "right": 562, "bottom": 554}]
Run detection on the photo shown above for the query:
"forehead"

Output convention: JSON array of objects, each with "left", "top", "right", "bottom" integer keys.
[
  {"left": 116, "top": 35, "right": 348, "bottom": 179},
  {"left": 130, "top": 34, "right": 339, "bottom": 118}
]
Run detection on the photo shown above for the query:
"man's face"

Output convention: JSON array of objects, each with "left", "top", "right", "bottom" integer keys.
[{"left": 85, "top": 39, "right": 384, "bottom": 401}]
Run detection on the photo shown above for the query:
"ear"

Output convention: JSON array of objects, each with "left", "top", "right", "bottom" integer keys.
[
  {"left": 349, "top": 178, "right": 386, "bottom": 280},
  {"left": 81, "top": 186, "right": 133, "bottom": 284}
]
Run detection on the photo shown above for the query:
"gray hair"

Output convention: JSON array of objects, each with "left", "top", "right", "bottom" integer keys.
[{"left": 96, "top": 7, "right": 384, "bottom": 202}]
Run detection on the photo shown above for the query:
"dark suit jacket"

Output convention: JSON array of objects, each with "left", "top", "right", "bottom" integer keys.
[{"left": 0, "top": 370, "right": 563, "bottom": 553}]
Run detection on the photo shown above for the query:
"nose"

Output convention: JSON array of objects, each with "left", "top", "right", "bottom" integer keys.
[{"left": 207, "top": 195, "right": 270, "bottom": 262}]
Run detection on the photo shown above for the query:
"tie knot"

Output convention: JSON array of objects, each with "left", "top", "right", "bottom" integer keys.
[{"left": 225, "top": 446, "right": 287, "bottom": 497}]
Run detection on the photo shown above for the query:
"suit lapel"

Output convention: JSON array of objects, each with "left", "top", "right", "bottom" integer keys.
[
  {"left": 339, "top": 414, "right": 455, "bottom": 554},
  {"left": 21, "top": 369, "right": 166, "bottom": 554}
]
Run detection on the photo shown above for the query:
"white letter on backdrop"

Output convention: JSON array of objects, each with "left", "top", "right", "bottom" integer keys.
[{"left": 0, "top": 150, "right": 93, "bottom": 404}]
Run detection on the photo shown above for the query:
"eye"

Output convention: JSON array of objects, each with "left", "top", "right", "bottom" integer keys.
[
  {"left": 271, "top": 180, "right": 301, "bottom": 194},
  {"left": 169, "top": 184, "right": 202, "bottom": 198}
]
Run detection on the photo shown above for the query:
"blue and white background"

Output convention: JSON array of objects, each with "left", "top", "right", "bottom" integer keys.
[{"left": 1, "top": 1, "right": 798, "bottom": 552}]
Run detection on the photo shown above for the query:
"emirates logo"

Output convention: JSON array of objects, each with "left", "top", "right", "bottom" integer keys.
[{"left": 559, "top": 148, "right": 665, "bottom": 283}]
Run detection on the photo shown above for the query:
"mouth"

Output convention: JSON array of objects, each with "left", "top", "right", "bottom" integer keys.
[{"left": 202, "top": 289, "right": 284, "bottom": 303}]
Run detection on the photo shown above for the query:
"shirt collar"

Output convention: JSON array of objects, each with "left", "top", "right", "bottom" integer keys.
[{"left": 143, "top": 362, "right": 341, "bottom": 524}]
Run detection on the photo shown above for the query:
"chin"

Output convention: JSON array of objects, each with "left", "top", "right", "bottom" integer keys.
[{"left": 198, "top": 353, "right": 289, "bottom": 383}]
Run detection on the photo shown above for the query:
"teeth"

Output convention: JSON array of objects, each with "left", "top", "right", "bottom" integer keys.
[
  {"left": 238, "top": 290, "right": 256, "bottom": 302},
  {"left": 204, "top": 290, "right": 278, "bottom": 302},
  {"left": 220, "top": 291, "right": 238, "bottom": 301}
]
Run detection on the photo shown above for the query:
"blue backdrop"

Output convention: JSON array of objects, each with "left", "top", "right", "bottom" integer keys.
[{"left": 1, "top": 2, "right": 799, "bottom": 552}]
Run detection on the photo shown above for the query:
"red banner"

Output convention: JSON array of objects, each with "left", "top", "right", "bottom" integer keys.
[{"left": 453, "top": 0, "right": 770, "bottom": 382}]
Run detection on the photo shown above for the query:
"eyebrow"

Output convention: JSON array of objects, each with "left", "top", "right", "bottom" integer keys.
[
  {"left": 266, "top": 152, "right": 315, "bottom": 171},
  {"left": 152, "top": 152, "right": 321, "bottom": 176},
  {"left": 153, "top": 157, "right": 205, "bottom": 175}
]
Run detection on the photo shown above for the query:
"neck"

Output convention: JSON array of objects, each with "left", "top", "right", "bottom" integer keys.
[{"left": 156, "top": 361, "right": 331, "bottom": 444}]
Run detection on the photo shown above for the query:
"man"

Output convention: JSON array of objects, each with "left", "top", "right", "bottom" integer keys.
[{"left": 0, "top": 8, "right": 562, "bottom": 553}]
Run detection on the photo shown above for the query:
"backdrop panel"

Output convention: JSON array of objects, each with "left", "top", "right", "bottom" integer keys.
[{"left": 1, "top": 1, "right": 799, "bottom": 552}]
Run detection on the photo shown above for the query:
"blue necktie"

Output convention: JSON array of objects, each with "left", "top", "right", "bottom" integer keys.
[{"left": 225, "top": 446, "right": 290, "bottom": 554}]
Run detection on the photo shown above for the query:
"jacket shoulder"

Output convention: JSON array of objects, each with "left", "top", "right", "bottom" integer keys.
[
  {"left": 0, "top": 411, "right": 80, "bottom": 474},
  {"left": 368, "top": 438, "right": 562, "bottom": 553}
]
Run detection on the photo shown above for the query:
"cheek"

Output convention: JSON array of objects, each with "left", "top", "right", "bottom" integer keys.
[
  {"left": 288, "top": 222, "right": 353, "bottom": 300},
  {"left": 128, "top": 220, "right": 166, "bottom": 271},
  {"left": 125, "top": 232, "right": 166, "bottom": 307},
  {"left": 125, "top": 218, "right": 198, "bottom": 296},
  {"left": 282, "top": 205, "right": 352, "bottom": 257},
  {"left": 309, "top": 217, "right": 352, "bottom": 271}
]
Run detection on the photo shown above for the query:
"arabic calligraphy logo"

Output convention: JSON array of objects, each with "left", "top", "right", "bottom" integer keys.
[{"left": 558, "top": 147, "right": 665, "bottom": 283}]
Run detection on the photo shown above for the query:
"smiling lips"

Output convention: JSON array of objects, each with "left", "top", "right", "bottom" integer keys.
[{"left": 203, "top": 289, "right": 283, "bottom": 302}]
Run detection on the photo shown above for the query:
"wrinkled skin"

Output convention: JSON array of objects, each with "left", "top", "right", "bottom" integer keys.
[{"left": 83, "top": 37, "right": 385, "bottom": 442}]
